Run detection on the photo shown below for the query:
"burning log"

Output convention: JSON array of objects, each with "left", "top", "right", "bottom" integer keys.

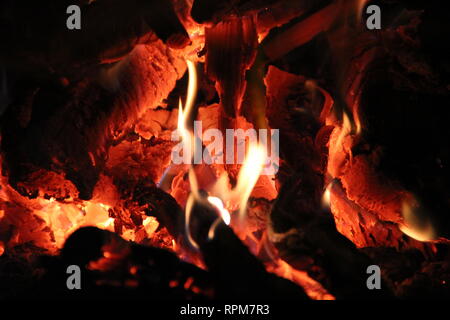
[
  {"left": 269, "top": 175, "right": 394, "bottom": 300},
  {"left": 186, "top": 193, "right": 310, "bottom": 300},
  {"left": 263, "top": 66, "right": 325, "bottom": 186},
  {"left": 24, "top": 227, "right": 213, "bottom": 300},
  {"left": 261, "top": 1, "right": 339, "bottom": 62},
  {"left": 1, "top": 41, "right": 186, "bottom": 199},
  {"left": 324, "top": 0, "right": 450, "bottom": 244},
  {"left": 205, "top": 15, "right": 258, "bottom": 119},
  {"left": 0, "top": 0, "right": 449, "bottom": 301}
]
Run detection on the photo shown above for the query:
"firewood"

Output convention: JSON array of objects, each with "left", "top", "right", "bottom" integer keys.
[
  {"left": 0, "top": 0, "right": 190, "bottom": 78},
  {"left": 187, "top": 194, "right": 310, "bottom": 300},
  {"left": 261, "top": 1, "right": 339, "bottom": 62},
  {"left": 0, "top": 41, "right": 186, "bottom": 200},
  {"left": 205, "top": 15, "right": 258, "bottom": 119},
  {"left": 27, "top": 226, "right": 212, "bottom": 300},
  {"left": 269, "top": 175, "right": 394, "bottom": 299}
]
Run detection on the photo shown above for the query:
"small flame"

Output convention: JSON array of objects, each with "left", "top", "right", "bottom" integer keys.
[
  {"left": 353, "top": 108, "right": 362, "bottom": 136},
  {"left": 399, "top": 198, "right": 436, "bottom": 242},
  {"left": 172, "top": 239, "right": 177, "bottom": 251},
  {"left": 322, "top": 182, "right": 333, "bottom": 209},
  {"left": 336, "top": 112, "right": 352, "bottom": 149},
  {"left": 185, "top": 193, "right": 200, "bottom": 249},
  {"left": 207, "top": 196, "right": 231, "bottom": 225},
  {"left": 268, "top": 259, "right": 335, "bottom": 300},
  {"left": 234, "top": 143, "right": 267, "bottom": 221}
]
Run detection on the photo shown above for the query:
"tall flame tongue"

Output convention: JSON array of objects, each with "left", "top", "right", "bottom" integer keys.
[
  {"left": 177, "top": 60, "right": 198, "bottom": 163},
  {"left": 233, "top": 143, "right": 267, "bottom": 224},
  {"left": 177, "top": 58, "right": 268, "bottom": 248}
]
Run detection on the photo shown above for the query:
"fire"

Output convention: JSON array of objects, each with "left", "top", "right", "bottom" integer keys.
[
  {"left": 143, "top": 216, "right": 160, "bottom": 238},
  {"left": 233, "top": 143, "right": 267, "bottom": 222},
  {"left": 336, "top": 112, "right": 352, "bottom": 151},
  {"left": 321, "top": 181, "right": 334, "bottom": 209},
  {"left": 207, "top": 196, "right": 231, "bottom": 225},
  {"left": 176, "top": 58, "right": 268, "bottom": 246},
  {"left": 173, "top": 59, "right": 199, "bottom": 167},
  {"left": 400, "top": 198, "right": 437, "bottom": 242},
  {"left": 268, "top": 259, "right": 335, "bottom": 300},
  {"left": 0, "top": 162, "right": 164, "bottom": 254}
]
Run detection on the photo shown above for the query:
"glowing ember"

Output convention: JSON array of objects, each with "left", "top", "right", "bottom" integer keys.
[{"left": 143, "top": 216, "right": 160, "bottom": 238}]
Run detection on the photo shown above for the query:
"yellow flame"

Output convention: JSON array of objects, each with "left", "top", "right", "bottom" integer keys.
[
  {"left": 185, "top": 142, "right": 267, "bottom": 245},
  {"left": 399, "top": 199, "right": 436, "bottom": 242},
  {"left": 179, "top": 59, "right": 266, "bottom": 245},
  {"left": 206, "top": 196, "right": 232, "bottom": 241},
  {"left": 177, "top": 60, "right": 202, "bottom": 250},
  {"left": 234, "top": 143, "right": 267, "bottom": 221},
  {"left": 336, "top": 112, "right": 352, "bottom": 148},
  {"left": 322, "top": 182, "right": 333, "bottom": 209},
  {"left": 185, "top": 60, "right": 198, "bottom": 119},
  {"left": 207, "top": 196, "right": 231, "bottom": 225},
  {"left": 353, "top": 108, "right": 362, "bottom": 136},
  {"left": 177, "top": 60, "right": 198, "bottom": 163}
]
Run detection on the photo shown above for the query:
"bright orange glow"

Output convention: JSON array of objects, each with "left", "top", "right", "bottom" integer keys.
[
  {"left": 268, "top": 259, "right": 335, "bottom": 300},
  {"left": 34, "top": 199, "right": 115, "bottom": 248},
  {"left": 357, "top": 0, "right": 370, "bottom": 23}
]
